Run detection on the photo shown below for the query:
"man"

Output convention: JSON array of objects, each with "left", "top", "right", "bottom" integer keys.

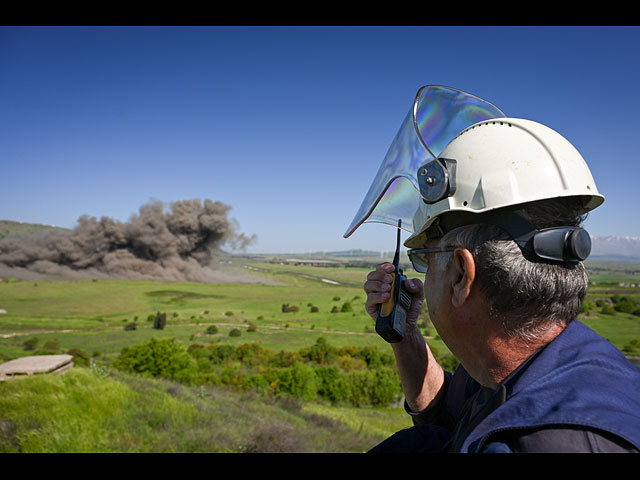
[
  {"left": 364, "top": 199, "right": 640, "bottom": 452},
  {"left": 344, "top": 86, "right": 640, "bottom": 452}
]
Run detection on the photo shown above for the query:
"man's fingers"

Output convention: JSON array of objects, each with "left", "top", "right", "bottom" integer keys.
[
  {"left": 366, "top": 267, "right": 394, "bottom": 284},
  {"left": 403, "top": 277, "right": 424, "bottom": 294},
  {"left": 363, "top": 279, "right": 392, "bottom": 294}
]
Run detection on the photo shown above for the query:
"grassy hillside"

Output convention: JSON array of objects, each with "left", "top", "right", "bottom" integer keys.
[
  {"left": 0, "top": 257, "right": 638, "bottom": 452},
  {"left": 0, "top": 367, "right": 399, "bottom": 453},
  {"left": 0, "top": 220, "right": 70, "bottom": 241}
]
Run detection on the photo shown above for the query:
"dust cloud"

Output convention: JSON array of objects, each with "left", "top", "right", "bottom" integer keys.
[{"left": 0, "top": 199, "right": 261, "bottom": 283}]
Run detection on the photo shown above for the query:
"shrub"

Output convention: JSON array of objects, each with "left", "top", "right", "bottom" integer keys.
[
  {"left": 336, "top": 355, "right": 366, "bottom": 372},
  {"left": 346, "top": 368, "right": 401, "bottom": 407},
  {"left": 340, "top": 302, "right": 353, "bottom": 313},
  {"left": 305, "top": 337, "right": 337, "bottom": 365},
  {"left": 310, "top": 306, "right": 319, "bottom": 313},
  {"left": 225, "top": 311, "right": 234, "bottom": 317},
  {"left": 247, "top": 324, "right": 257, "bottom": 332},
  {"left": 209, "top": 344, "right": 237, "bottom": 364},
  {"left": 205, "top": 325, "right": 219, "bottom": 335},
  {"left": 315, "top": 365, "right": 351, "bottom": 404},
  {"left": 22, "top": 337, "right": 39, "bottom": 351},
  {"left": 601, "top": 304, "right": 617, "bottom": 315},
  {"left": 276, "top": 362, "right": 317, "bottom": 402},
  {"left": 229, "top": 328, "right": 242, "bottom": 337},
  {"left": 622, "top": 339, "right": 639, "bottom": 354},
  {"left": 581, "top": 301, "right": 595, "bottom": 313},
  {"left": 67, "top": 348, "right": 91, "bottom": 367},
  {"left": 124, "top": 322, "right": 137, "bottom": 331},
  {"left": 113, "top": 337, "right": 196, "bottom": 381},
  {"left": 614, "top": 300, "right": 636, "bottom": 314},
  {"left": 270, "top": 350, "right": 302, "bottom": 368},
  {"left": 43, "top": 340, "right": 60, "bottom": 351},
  {"left": 236, "top": 343, "right": 273, "bottom": 367}
]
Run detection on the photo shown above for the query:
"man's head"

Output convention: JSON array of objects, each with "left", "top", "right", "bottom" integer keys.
[
  {"left": 402, "top": 115, "right": 604, "bottom": 343},
  {"left": 422, "top": 198, "right": 590, "bottom": 341}
]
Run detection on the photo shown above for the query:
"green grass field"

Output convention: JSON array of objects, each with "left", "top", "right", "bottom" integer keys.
[{"left": 0, "top": 257, "right": 638, "bottom": 452}]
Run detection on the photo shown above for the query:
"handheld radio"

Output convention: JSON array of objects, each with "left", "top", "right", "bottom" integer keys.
[{"left": 376, "top": 220, "right": 412, "bottom": 343}]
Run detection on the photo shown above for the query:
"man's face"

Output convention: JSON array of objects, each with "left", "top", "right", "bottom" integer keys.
[
  {"left": 422, "top": 238, "right": 469, "bottom": 360},
  {"left": 422, "top": 239, "right": 450, "bottom": 336}
]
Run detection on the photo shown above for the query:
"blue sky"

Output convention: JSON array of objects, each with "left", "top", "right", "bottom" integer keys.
[{"left": 1, "top": 26, "right": 639, "bottom": 254}]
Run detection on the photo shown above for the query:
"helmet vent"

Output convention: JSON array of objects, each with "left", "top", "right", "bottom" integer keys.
[{"left": 454, "top": 120, "right": 513, "bottom": 141}]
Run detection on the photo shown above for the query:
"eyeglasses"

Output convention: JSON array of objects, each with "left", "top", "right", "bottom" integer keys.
[{"left": 407, "top": 246, "right": 459, "bottom": 273}]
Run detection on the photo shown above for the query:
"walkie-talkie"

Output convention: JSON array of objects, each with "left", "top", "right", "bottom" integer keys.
[{"left": 376, "top": 220, "right": 412, "bottom": 343}]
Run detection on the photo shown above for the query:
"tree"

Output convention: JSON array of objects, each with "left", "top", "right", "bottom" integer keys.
[{"left": 153, "top": 312, "right": 167, "bottom": 330}]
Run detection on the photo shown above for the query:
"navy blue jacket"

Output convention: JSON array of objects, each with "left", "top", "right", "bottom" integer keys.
[{"left": 370, "top": 320, "right": 640, "bottom": 453}]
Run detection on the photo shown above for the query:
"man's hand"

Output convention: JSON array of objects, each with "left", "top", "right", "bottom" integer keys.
[
  {"left": 363, "top": 263, "right": 445, "bottom": 413},
  {"left": 364, "top": 262, "right": 425, "bottom": 327}
]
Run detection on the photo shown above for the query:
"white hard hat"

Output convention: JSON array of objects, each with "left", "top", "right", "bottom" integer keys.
[
  {"left": 404, "top": 117, "right": 605, "bottom": 249},
  {"left": 344, "top": 85, "right": 605, "bottom": 263}
]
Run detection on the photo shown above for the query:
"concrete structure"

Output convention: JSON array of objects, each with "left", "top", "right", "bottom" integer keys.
[{"left": 0, "top": 354, "right": 74, "bottom": 381}]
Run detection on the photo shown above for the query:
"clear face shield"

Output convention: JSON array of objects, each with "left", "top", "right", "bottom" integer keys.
[{"left": 343, "top": 85, "right": 506, "bottom": 239}]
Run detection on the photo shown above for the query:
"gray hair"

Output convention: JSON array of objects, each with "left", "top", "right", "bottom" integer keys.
[{"left": 437, "top": 200, "right": 589, "bottom": 341}]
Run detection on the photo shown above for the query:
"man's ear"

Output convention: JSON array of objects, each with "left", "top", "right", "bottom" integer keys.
[{"left": 450, "top": 248, "right": 476, "bottom": 308}]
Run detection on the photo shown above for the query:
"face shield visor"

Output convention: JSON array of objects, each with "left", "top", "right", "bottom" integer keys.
[{"left": 343, "top": 85, "right": 506, "bottom": 238}]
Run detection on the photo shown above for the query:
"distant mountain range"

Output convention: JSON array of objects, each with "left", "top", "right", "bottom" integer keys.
[{"left": 590, "top": 235, "right": 640, "bottom": 263}]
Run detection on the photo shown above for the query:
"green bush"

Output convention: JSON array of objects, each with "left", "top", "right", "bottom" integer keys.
[
  {"left": 235, "top": 343, "right": 273, "bottom": 367},
  {"left": 615, "top": 300, "right": 636, "bottom": 314},
  {"left": 229, "top": 328, "right": 241, "bottom": 337},
  {"left": 205, "top": 325, "right": 219, "bottom": 335},
  {"left": 315, "top": 365, "right": 351, "bottom": 404},
  {"left": 276, "top": 362, "right": 317, "bottom": 402},
  {"left": 67, "top": 348, "right": 91, "bottom": 367},
  {"left": 304, "top": 337, "right": 337, "bottom": 365},
  {"left": 43, "top": 340, "right": 60, "bottom": 351},
  {"left": 113, "top": 337, "right": 197, "bottom": 382},
  {"left": 346, "top": 367, "right": 401, "bottom": 407},
  {"left": 601, "top": 304, "right": 617, "bottom": 315},
  {"left": 22, "top": 337, "right": 39, "bottom": 351},
  {"left": 340, "top": 302, "right": 353, "bottom": 313},
  {"left": 622, "top": 339, "right": 639, "bottom": 354},
  {"left": 581, "top": 301, "right": 595, "bottom": 313},
  {"left": 209, "top": 344, "right": 237, "bottom": 364}
]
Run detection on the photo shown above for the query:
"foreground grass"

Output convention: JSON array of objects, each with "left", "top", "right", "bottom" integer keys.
[{"left": 0, "top": 367, "right": 395, "bottom": 453}]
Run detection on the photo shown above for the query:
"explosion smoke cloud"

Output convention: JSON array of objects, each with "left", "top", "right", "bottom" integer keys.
[{"left": 0, "top": 199, "right": 258, "bottom": 282}]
